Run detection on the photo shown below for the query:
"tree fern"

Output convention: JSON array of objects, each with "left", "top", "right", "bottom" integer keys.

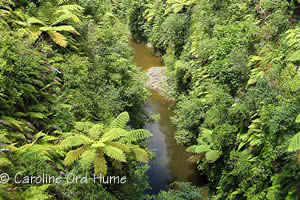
[
  {"left": 64, "top": 146, "right": 88, "bottom": 166},
  {"left": 130, "top": 145, "right": 149, "bottom": 163},
  {"left": 60, "top": 134, "right": 93, "bottom": 149},
  {"left": 79, "top": 149, "right": 97, "bottom": 170},
  {"left": 109, "top": 112, "right": 129, "bottom": 128},
  {"left": 186, "top": 144, "right": 211, "bottom": 154},
  {"left": 93, "top": 152, "right": 107, "bottom": 176},
  {"left": 125, "top": 129, "right": 152, "bottom": 142},
  {"left": 61, "top": 112, "right": 152, "bottom": 175},
  {"left": 15, "top": 1, "right": 83, "bottom": 47},
  {"left": 186, "top": 128, "right": 222, "bottom": 163},
  {"left": 205, "top": 150, "right": 222, "bottom": 163},
  {"left": 288, "top": 114, "right": 300, "bottom": 152},
  {"left": 102, "top": 146, "right": 126, "bottom": 162}
]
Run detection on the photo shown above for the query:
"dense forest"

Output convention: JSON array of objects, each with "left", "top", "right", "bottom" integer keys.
[{"left": 0, "top": 0, "right": 299, "bottom": 200}]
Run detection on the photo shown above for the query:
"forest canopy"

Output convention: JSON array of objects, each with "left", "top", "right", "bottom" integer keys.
[{"left": 0, "top": 0, "right": 299, "bottom": 200}]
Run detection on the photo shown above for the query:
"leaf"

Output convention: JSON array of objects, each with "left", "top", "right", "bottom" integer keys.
[
  {"left": 131, "top": 145, "right": 149, "bottom": 163},
  {"left": 79, "top": 149, "right": 96, "bottom": 169},
  {"left": 48, "top": 31, "right": 67, "bottom": 47},
  {"left": 26, "top": 17, "right": 46, "bottom": 26},
  {"left": 0, "top": 157, "right": 13, "bottom": 167},
  {"left": 296, "top": 114, "right": 300, "bottom": 123},
  {"left": 27, "top": 112, "right": 47, "bottom": 119},
  {"left": 288, "top": 132, "right": 300, "bottom": 152},
  {"left": 186, "top": 145, "right": 211, "bottom": 154},
  {"left": 103, "top": 146, "right": 126, "bottom": 162},
  {"left": 205, "top": 150, "right": 222, "bottom": 163},
  {"left": 109, "top": 112, "right": 129, "bottom": 129},
  {"left": 64, "top": 146, "right": 88, "bottom": 166},
  {"left": 93, "top": 152, "right": 107, "bottom": 176},
  {"left": 126, "top": 129, "right": 152, "bottom": 141}
]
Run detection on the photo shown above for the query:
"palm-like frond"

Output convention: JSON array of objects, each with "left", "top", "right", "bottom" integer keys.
[
  {"left": 103, "top": 146, "right": 126, "bottom": 162},
  {"left": 288, "top": 132, "right": 300, "bottom": 152},
  {"left": 79, "top": 149, "right": 96, "bottom": 169},
  {"left": 186, "top": 144, "right": 211, "bottom": 154},
  {"left": 62, "top": 112, "right": 152, "bottom": 175},
  {"left": 48, "top": 31, "right": 67, "bottom": 47},
  {"left": 93, "top": 152, "right": 107, "bottom": 176},
  {"left": 126, "top": 129, "right": 153, "bottom": 142},
  {"left": 130, "top": 145, "right": 149, "bottom": 163},
  {"left": 109, "top": 112, "right": 129, "bottom": 128},
  {"left": 60, "top": 134, "right": 93, "bottom": 149},
  {"left": 64, "top": 145, "right": 88, "bottom": 166}
]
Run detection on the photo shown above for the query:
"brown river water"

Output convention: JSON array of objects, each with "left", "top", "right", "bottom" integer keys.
[{"left": 129, "top": 39, "right": 204, "bottom": 195}]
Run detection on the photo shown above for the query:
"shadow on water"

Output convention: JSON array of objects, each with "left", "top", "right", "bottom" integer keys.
[{"left": 129, "top": 39, "right": 205, "bottom": 195}]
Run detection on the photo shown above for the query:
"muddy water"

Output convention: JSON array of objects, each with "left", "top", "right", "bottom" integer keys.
[{"left": 129, "top": 39, "right": 202, "bottom": 195}]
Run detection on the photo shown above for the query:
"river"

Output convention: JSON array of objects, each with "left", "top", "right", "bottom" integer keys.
[{"left": 129, "top": 39, "right": 203, "bottom": 195}]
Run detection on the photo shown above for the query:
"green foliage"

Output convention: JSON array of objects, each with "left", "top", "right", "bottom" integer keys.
[
  {"left": 15, "top": 0, "right": 83, "bottom": 47},
  {"left": 155, "top": 182, "right": 203, "bottom": 200},
  {"left": 134, "top": 0, "right": 300, "bottom": 199},
  {"left": 61, "top": 112, "right": 152, "bottom": 175},
  {"left": 0, "top": 1, "right": 151, "bottom": 199}
]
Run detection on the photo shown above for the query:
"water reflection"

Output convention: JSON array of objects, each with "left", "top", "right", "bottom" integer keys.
[{"left": 129, "top": 39, "right": 203, "bottom": 195}]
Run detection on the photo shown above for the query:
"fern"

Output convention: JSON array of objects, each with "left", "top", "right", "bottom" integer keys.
[
  {"left": 0, "top": 156, "right": 13, "bottom": 167},
  {"left": 288, "top": 114, "right": 300, "bottom": 152},
  {"left": 205, "top": 150, "right": 222, "bottom": 163},
  {"left": 126, "top": 129, "right": 152, "bottom": 141},
  {"left": 93, "top": 152, "right": 107, "bottom": 176},
  {"left": 79, "top": 149, "right": 96, "bottom": 169},
  {"left": 74, "top": 121, "right": 94, "bottom": 133},
  {"left": 109, "top": 112, "right": 129, "bottom": 128},
  {"left": 64, "top": 146, "right": 88, "bottom": 166},
  {"left": 22, "top": 185, "right": 51, "bottom": 200},
  {"left": 186, "top": 145, "right": 211, "bottom": 154},
  {"left": 61, "top": 112, "right": 152, "bottom": 175},
  {"left": 88, "top": 124, "right": 104, "bottom": 140},
  {"left": 102, "top": 146, "right": 126, "bottom": 162},
  {"left": 48, "top": 31, "right": 67, "bottom": 47},
  {"left": 131, "top": 145, "right": 149, "bottom": 163},
  {"left": 60, "top": 134, "right": 93, "bottom": 149}
]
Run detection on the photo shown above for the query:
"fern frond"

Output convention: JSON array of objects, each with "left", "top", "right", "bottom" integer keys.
[
  {"left": 64, "top": 146, "right": 88, "bottom": 166},
  {"left": 79, "top": 149, "right": 96, "bottom": 169},
  {"left": 288, "top": 132, "right": 300, "bottom": 152},
  {"left": 29, "top": 104, "right": 48, "bottom": 112},
  {"left": 131, "top": 145, "right": 149, "bottom": 163},
  {"left": 26, "top": 17, "right": 45, "bottom": 26},
  {"left": 23, "top": 185, "right": 51, "bottom": 200},
  {"left": 205, "top": 150, "right": 222, "bottom": 163},
  {"left": 296, "top": 114, "right": 300, "bottom": 123},
  {"left": 88, "top": 124, "right": 104, "bottom": 140},
  {"left": 0, "top": 157, "right": 13, "bottom": 167},
  {"left": 27, "top": 112, "right": 47, "bottom": 119},
  {"left": 126, "top": 129, "right": 152, "bottom": 142},
  {"left": 40, "top": 135, "right": 59, "bottom": 143},
  {"left": 53, "top": 10, "right": 81, "bottom": 25},
  {"left": 33, "top": 131, "right": 46, "bottom": 141},
  {"left": 109, "top": 112, "right": 129, "bottom": 128},
  {"left": 48, "top": 31, "right": 67, "bottom": 47},
  {"left": 60, "top": 134, "right": 93, "bottom": 149},
  {"left": 51, "top": 25, "right": 80, "bottom": 35},
  {"left": 186, "top": 145, "right": 211, "bottom": 154},
  {"left": 0, "top": 116, "right": 23, "bottom": 131},
  {"left": 91, "top": 141, "right": 106, "bottom": 148},
  {"left": 101, "top": 128, "right": 127, "bottom": 142},
  {"left": 93, "top": 152, "right": 107, "bottom": 176},
  {"left": 108, "top": 142, "right": 131, "bottom": 153},
  {"left": 103, "top": 146, "right": 126, "bottom": 162},
  {"left": 74, "top": 121, "right": 94, "bottom": 133}
]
